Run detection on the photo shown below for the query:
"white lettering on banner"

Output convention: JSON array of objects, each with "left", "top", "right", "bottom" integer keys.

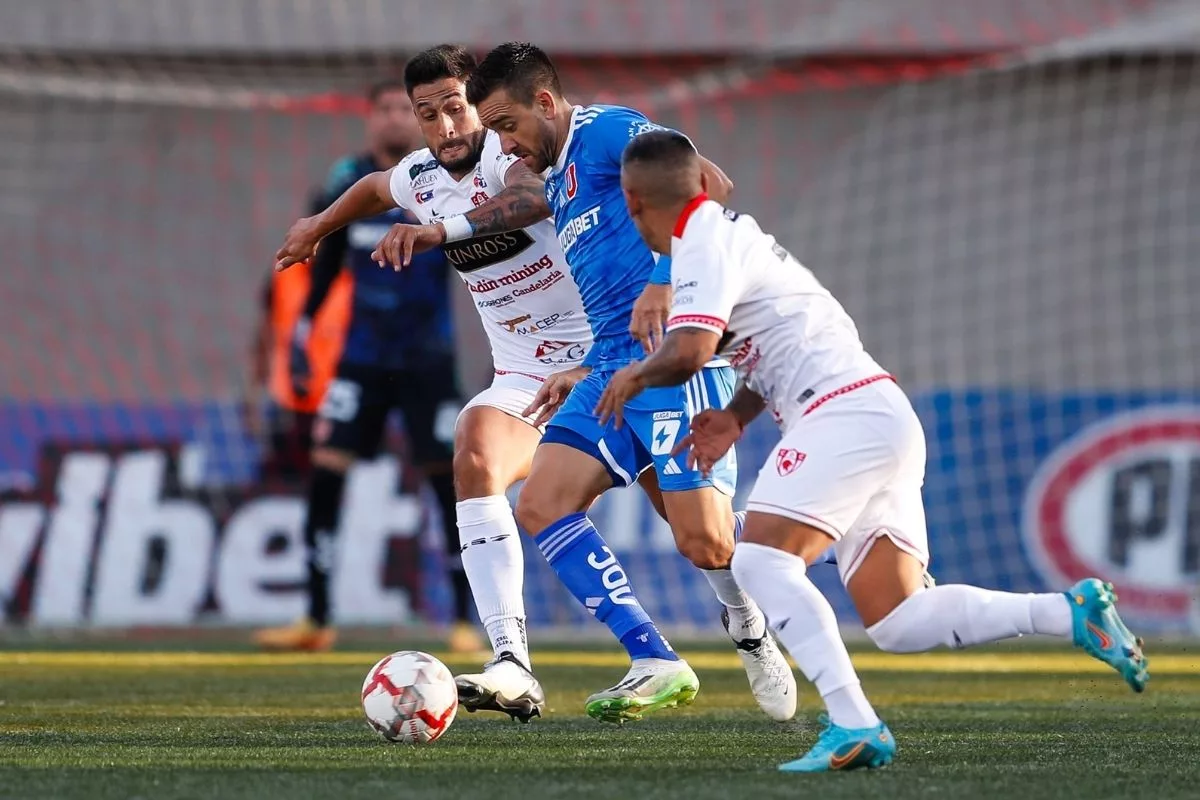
[
  {"left": 0, "top": 504, "right": 44, "bottom": 608},
  {"left": 333, "top": 459, "right": 422, "bottom": 623},
  {"left": 557, "top": 206, "right": 601, "bottom": 253},
  {"left": 215, "top": 497, "right": 307, "bottom": 623},
  {"left": 2, "top": 448, "right": 425, "bottom": 626},
  {"left": 91, "top": 450, "right": 216, "bottom": 625},
  {"left": 32, "top": 452, "right": 110, "bottom": 625}
]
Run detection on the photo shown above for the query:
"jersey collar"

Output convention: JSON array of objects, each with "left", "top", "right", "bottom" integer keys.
[
  {"left": 673, "top": 193, "right": 709, "bottom": 238},
  {"left": 552, "top": 106, "right": 583, "bottom": 175}
]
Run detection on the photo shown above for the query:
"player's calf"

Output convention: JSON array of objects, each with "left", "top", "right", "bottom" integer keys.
[
  {"left": 452, "top": 406, "right": 541, "bottom": 671},
  {"left": 731, "top": 515, "right": 883, "bottom": 732}
]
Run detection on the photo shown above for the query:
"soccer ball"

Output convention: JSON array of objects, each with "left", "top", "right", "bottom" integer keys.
[{"left": 361, "top": 650, "right": 459, "bottom": 744}]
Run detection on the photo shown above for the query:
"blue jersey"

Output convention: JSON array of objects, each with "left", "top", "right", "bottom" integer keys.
[
  {"left": 543, "top": 105, "right": 673, "bottom": 370},
  {"left": 318, "top": 154, "right": 453, "bottom": 370}
]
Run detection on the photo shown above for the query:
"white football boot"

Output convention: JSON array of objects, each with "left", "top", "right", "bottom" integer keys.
[
  {"left": 455, "top": 653, "right": 546, "bottom": 723},
  {"left": 584, "top": 658, "right": 700, "bottom": 723},
  {"left": 722, "top": 608, "right": 797, "bottom": 721}
]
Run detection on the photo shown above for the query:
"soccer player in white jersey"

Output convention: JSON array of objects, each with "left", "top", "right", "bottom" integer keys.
[
  {"left": 274, "top": 45, "right": 602, "bottom": 722},
  {"left": 596, "top": 129, "right": 1149, "bottom": 772}
]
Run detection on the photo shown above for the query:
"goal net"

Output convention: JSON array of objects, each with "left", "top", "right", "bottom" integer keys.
[{"left": 2, "top": 1, "right": 1198, "bottom": 632}]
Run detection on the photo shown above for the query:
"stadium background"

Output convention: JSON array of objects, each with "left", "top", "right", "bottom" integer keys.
[{"left": 1, "top": 0, "right": 1197, "bottom": 633}]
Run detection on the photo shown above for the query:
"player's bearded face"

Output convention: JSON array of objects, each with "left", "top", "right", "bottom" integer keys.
[
  {"left": 412, "top": 79, "right": 487, "bottom": 174},
  {"left": 435, "top": 127, "right": 486, "bottom": 173},
  {"left": 477, "top": 90, "right": 557, "bottom": 174}
]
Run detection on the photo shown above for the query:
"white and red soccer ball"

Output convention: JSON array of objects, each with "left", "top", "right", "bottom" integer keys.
[{"left": 361, "top": 650, "right": 458, "bottom": 744}]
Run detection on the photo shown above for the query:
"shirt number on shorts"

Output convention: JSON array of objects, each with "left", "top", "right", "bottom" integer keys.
[
  {"left": 650, "top": 419, "right": 682, "bottom": 456},
  {"left": 319, "top": 379, "right": 361, "bottom": 422}
]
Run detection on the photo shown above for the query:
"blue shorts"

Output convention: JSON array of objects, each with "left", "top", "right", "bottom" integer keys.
[{"left": 542, "top": 365, "right": 738, "bottom": 495}]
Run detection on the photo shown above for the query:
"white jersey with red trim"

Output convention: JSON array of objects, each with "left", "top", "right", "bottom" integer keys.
[
  {"left": 666, "top": 197, "right": 886, "bottom": 430},
  {"left": 388, "top": 130, "right": 591, "bottom": 378}
]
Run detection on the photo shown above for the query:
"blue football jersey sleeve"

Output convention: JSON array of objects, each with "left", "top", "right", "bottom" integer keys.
[{"left": 547, "top": 105, "right": 682, "bottom": 367}]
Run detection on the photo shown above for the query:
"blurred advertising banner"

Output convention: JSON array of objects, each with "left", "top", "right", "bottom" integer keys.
[
  {"left": 0, "top": 439, "right": 424, "bottom": 627},
  {"left": 1, "top": 395, "right": 1198, "bottom": 631}
]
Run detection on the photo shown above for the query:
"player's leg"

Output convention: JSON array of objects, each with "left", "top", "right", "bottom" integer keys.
[
  {"left": 255, "top": 365, "right": 381, "bottom": 651},
  {"left": 514, "top": 371, "right": 697, "bottom": 722},
  {"left": 631, "top": 367, "right": 796, "bottom": 720},
  {"left": 449, "top": 377, "right": 547, "bottom": 722},
  {"left": 394, "top": 366, "right": 483, "bottom": 654},
  {"left": 838, "top": 381, "right": 1147, "bottom": 691},
  {"left": 731, "top": 514, "right": 895, "bottom": 772},
  {"left": 728, "top": 403, "right": 900, "bottom": 772}
]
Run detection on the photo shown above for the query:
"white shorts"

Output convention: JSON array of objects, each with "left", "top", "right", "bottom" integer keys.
[
  {"left": 458, "top": 371, "right": 547, "bottom": 432},
  {"left": 745, "top": 377, "right": 929, "bottom": 584}
]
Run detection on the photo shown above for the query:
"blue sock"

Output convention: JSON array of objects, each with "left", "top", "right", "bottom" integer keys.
[
  {"left": 535, "top": 512, "right": 678, "bottom": 662},
  {"left": 734, "top": 509, "right": 838, "bottom": 565}
]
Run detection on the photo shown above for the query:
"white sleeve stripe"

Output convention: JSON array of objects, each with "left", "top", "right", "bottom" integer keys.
[{"left": 666, "top": 321, "right": 725, "bottom": 337}]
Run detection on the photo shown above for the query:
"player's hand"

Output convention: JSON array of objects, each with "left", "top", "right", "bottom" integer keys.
[
  {"left": 594, "top": 363, "right": 647, "bottom": 429},
  {"left": 630, "top": 283, "right": 672, "bottom": 354},
  {"left": 371, "top": 223, "right": 446, "bottom": 270},
  {"left": 275, "top": 215, "right": 325, "bottom": 271},
  {"left": 523, "top": 366, "right": 590, "bottom": 428},
  {"left": 671, "top": 408, "right": 742, "bottom": 476}
]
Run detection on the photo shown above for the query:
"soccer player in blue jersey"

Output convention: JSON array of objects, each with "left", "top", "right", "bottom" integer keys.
[{"left": 404, "top": 43, "right": 794, "bottom": 723}]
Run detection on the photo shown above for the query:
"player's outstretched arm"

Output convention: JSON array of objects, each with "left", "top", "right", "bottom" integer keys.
[
  {"left": 461, "top": 161, "right": 552, "bottom": 236},
  {"left": 275, "top": 172, "right": 395, "bottom": 271},
  {"left": 594, "top": 328, "right": 719, "bottom": 427}
]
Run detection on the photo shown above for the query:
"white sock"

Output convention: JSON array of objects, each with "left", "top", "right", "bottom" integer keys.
[
  {"left": 456, "top": 496, "right": 529, "bottom": 668},
  {"left": 866, "top": 584, "right": 1073, "bottom": 653},
  {"left": 731, "top": 542, "right": 879, "bottom": 729},
  {"left": 703, "top": 568, "right": 766, "bottom": 640}
]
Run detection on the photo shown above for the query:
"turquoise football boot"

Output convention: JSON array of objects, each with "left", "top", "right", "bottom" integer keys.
[
  {"left": 778, "top": 714, "right": 897, "bottom": 773},
  {"left": 1066, "top": 578, "right": 1149, "bottom": 692}
]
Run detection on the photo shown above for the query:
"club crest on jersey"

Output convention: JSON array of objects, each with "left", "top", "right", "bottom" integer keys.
[
  {"left": 776, "top": 448, "right": 806, "bottom": 476},
  {"left": 565, "top": 162, "right": 578, "bottom": 200},
  {"left": 416, "top": 190, "right": 434, "bottom": 204},
  {"left": 471, "top": 191, "right": 490, "bottom": 207}
]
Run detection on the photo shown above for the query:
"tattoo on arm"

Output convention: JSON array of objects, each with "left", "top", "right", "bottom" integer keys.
[
  {"left": 637, "top": 330, "right": 718, "bottom": 388},
  {"left": 464, "top": 171, "right": 552, "bottom": 234},
  {"left": 726, "top": 385, "right": 766, "bottom": 428}
]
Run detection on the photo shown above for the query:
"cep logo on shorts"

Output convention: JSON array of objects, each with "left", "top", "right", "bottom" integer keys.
[{"left": 776, "top": 448, "right": 806, "bottom": 476}]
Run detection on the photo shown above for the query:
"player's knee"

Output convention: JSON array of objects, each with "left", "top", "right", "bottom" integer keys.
[
  {"left": 514, "top": 483, "right": 560, "bottom": 536},
  {"left": 452, "top": 445, "right": 501, "bottom": 500},
  {"left": 311, "top": 447, "right": 354, "bottom": 474},
  {"left": 863, "top": 600, "right": 920, "bottom": 653},
  {"left": 674, "top": 524, "right": 734, "bottom": 570}
]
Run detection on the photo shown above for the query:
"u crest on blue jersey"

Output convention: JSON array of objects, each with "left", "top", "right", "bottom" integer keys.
[{"left": 565, "top": 162, "right": 578, "bottom": 200}]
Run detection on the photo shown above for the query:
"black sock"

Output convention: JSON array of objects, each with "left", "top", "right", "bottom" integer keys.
[
  {"left": 428, "top": 471, "right": 474, "bottom": 623},
  {"left": 303, "top": 466, "right": 347, "bottom": 626}
]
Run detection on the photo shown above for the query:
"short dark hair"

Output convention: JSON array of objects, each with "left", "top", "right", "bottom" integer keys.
[
  {"left": 466, "top": 42, "right": 563, "bottom": 106},
  {"left": 621, "top": 129, "right": 698, "bottom": 170},
  {"left": 402, "top": 44, "right": 477, "bottom": 95},
  {"left": 366, "top": 78, "right": 407, "bottom": 104}
]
